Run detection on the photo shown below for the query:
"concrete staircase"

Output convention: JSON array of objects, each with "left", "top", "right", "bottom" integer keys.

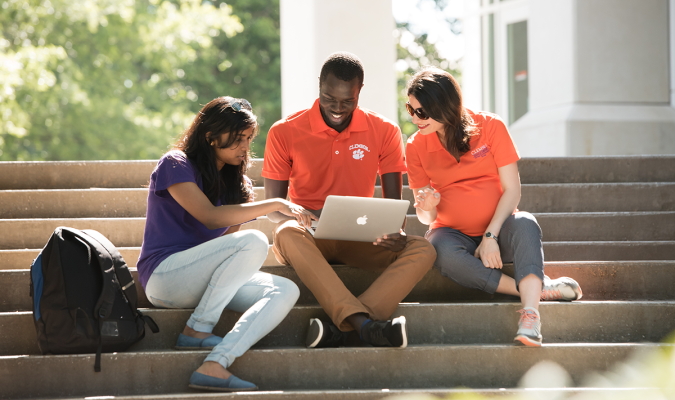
[{"left": 0, "top": 156, "right": 674, "bottom": 399}]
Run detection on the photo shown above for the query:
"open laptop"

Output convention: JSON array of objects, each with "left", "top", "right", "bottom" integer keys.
[{"left": 310, "top": 195, "right": 410, "bottom": 242}]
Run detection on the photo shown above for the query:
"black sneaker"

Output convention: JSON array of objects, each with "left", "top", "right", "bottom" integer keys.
[
  {"left": 360, "top": 316, "right": 408, "bottom": 348},
  {"left": 305, "top": 318, "right": 347, "bottom": 348}
]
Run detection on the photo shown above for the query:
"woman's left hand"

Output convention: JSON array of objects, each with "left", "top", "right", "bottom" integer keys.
[{"left": 474, "top": 237, "right": 503, "bottom": 269}]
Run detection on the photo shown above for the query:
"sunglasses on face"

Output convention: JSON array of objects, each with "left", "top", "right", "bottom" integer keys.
[
  {"left": 229, "top": 99, "right": 252, "bottom": 112},
  {"left": 405, "top": 102, "right": 429, "bottom": 120}
]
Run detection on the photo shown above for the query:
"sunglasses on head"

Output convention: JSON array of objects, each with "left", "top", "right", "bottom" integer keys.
[
  {"left": 405, "top": 102, "right": 429, "bottom": 120},
  {"left": 229, "top": 99, "right": 252, "bottom": 112}
]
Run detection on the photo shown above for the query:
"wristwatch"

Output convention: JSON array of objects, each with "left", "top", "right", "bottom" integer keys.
[{"left": 485, "top": 232, "right": 499, "bottom": 243}]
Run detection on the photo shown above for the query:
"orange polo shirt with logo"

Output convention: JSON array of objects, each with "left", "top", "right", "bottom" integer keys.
[
  {"left": 405, "top": 109, "right": 520, "bottom": 236},
  {"left": 263, "top": 99, "right": 406, "bottom": 210}
]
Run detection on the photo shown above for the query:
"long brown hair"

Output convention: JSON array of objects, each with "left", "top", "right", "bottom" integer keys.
[
  {"left": 173, "top": 96, "right": 256, "bottom": 205},
  {"left": 406, "top": 67, "right": 477, "bottom": 156}
]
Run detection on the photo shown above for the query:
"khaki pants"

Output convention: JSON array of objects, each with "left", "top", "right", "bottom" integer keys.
[{"left": 272, "top": 220, "right": 436, "bottom": 331}]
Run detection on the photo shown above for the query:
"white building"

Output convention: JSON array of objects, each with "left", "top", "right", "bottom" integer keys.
[
  {"left": 462, "top": 0, "right": 675, "bottom": 156},
  {"left": 280, "top": 0, "right": 675, "bottom": 156}
]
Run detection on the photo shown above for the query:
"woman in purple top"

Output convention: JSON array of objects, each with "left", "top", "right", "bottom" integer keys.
[{"left": 137, "top": 96, "right": 316, "bottom": 392}]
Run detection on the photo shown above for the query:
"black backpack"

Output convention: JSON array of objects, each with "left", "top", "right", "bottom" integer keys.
[{"left": 29, "top": 227, "right": 159, "bottom": 371}]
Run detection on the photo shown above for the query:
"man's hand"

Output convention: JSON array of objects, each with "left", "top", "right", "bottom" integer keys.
[
  {"left": 373, "top": 230, "right": 407, "bottom": 252},
  {"left": 474, "top": 237, "right": 502, "bottom": 269},
  {"left": 414, "top": 187, "right": 441, "bottom": 211}
]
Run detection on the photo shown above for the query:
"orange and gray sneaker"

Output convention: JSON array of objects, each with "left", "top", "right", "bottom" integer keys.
[
  {"left": 541, "top": 276, "right": 583, "bottom": 301},
  {"left": 514, "top": 307, "right": 542, "bottom": 347}
]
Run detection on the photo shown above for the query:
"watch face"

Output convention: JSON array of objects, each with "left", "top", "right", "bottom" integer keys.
[{"left": 485, "top": 232, "right": 492, "bottom": 238}]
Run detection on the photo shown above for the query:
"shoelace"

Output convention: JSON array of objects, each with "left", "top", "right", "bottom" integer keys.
[
  {"left": 517, "top": 309, "right": 539, "bottom": 329},
  {"left": 541, "top": 288, "right": 562, "bottom": 301}
]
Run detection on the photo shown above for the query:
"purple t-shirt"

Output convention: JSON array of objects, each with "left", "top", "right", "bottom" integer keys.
[{"left": 137, "top": 150, "right": 250, "bottom": 289}]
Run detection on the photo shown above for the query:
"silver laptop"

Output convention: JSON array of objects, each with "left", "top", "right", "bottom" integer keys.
[{"left": 311, "top": 195, "right": 410, "bottom": 242}]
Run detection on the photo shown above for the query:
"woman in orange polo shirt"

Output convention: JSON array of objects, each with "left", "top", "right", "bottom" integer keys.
[{"left": 404, "top": 67, "right": 582, "bottom": 347}]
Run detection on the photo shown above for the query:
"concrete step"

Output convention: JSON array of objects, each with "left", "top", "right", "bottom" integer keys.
[
  {"left": 2, "top": 301, "right": 674, "bottom": 356},
  {"left": 32, "top": 388, "right": 665, "bottom": 400},
  {"left": 543, "top": 240, "right": 675, "bottom": 261},
  {"left": 0, "top": 160, "right": 158, "bottom": 189},
  {"left": 0, "top": 343, "right": 667, "bottom": 398},
  {"left": 2, "top": 182, "right": 673, "bottom": 218},
  {"left": 518, "top": 182, "right": 675, "bottom": 213},
  {"left": 0, "top": 212, "right": 673, "bottom": 250},
  {"left": 2, "top": 156, "right": 674, "bottom": 190},
  {"left": 3, "top": 240, "right": 674, "bottom": 272},
  {"left": 3, "top": 261, "right": 674, "bottom": 312}
]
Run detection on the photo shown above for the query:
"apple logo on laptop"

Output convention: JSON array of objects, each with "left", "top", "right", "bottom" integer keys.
[{"left": 357, "top": 215, "right": 368, "bottom": 225}]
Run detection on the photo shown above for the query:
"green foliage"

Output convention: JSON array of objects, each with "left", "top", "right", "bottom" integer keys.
[
  {"left": 0, "top": 0, "right": 280, "bottom": 160},
  {"left": 394, "top": 4, "right": 462, "bottom": 139}
]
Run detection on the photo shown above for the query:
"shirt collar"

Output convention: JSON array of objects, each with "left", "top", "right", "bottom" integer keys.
[
  {"left": 308, "top": 99, "right": 368, "bottom": 139},
  {"left": 426, "top": 131, "right": 446, "bottom": 152}
]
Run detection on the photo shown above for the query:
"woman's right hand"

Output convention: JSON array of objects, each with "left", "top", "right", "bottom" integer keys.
[
  {"left": 276, "top": 200, "right": 318, "bottom": 230},
  {"left": 414, "top": 187, "right": 441, "bottom": 211}
]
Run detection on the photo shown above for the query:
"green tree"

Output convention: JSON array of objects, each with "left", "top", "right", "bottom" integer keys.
[
  {"left": 0, "top": 0, "right": 280, "bottom": 161},
  {"left": 394, "top": 0, "right": 462, "bottom": 138}
]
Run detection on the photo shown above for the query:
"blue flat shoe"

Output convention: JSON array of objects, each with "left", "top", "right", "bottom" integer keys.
[
  {"left": 175, "top": 333, "right": 223, "bottom": 350},
  {"left": 188, "top": 371, "right": 257, "bottom": 392}
]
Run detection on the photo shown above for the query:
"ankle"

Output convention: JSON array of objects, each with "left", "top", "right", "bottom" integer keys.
[
  {"left": 195, "top": 362, "right": 232, "bottom": 380},
  {"left": 359, "top": 319, "right": 373, "bottom": 341},
  {"left": 182, "top": 326, "right": 213, "bottom": 340}
]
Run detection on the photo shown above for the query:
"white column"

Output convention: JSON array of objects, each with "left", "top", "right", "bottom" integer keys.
[
  {"left": 671, "top": 0, "right": 675, "bottom": 107},
  {"left": 280, "top": 0, "right": 397, "bottom": 122},
  {"left": 510, "top": 0, "right": 675, "bottom": 156},
  {"left": 461, "top": 0, "right": 483, "bottom": 111}
]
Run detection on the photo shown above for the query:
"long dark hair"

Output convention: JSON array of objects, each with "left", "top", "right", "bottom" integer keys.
[
  {"left": 406, "top": 67, "right": 477, "bottom": 156},
  {"left": 173, "top": 96, "right": 257, "bottom": 205}
]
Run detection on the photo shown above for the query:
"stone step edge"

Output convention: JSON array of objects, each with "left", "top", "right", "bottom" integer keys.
[
  {"left": 1, "top": 343, "right": 669, "bottom": 398},
  {"left": 2, "top": 343, "right": 668, "bottom": 360},
  {"left": 3, "top": 211, "right": 675, "bottom": 221},
  {"left": 3, "top": 258, "right": 675, "bottom": 270},
  {"left": 3, "top": 181, "right": 673, "bottom": 191},
  {"left": 39, "top": 387, "right": 663, "bottom": 400},
  {"left": 4, "top": 299, "right": 673, "bottom": 314}
]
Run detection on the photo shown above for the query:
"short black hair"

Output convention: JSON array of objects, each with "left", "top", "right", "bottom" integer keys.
[{"left": 319, "top": 52, "right": 364, "bottom": 85}]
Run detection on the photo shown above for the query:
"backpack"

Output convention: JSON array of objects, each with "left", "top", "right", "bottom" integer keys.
[{"left": 29, "top": 227, "right": 159, "bottom": 372}]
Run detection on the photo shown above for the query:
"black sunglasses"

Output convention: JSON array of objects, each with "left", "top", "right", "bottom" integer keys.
[
  {"left": 405, "top": 102, "right": 429, "bottom": 120},
  {"left": 229, "top": 99, "right": 252, "bottom": 112}
]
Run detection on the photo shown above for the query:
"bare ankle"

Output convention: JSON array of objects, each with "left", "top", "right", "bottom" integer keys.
[
  {"left": 182, "top": 326, "right": 213, "bottom": 340},
  {"left": 195, "top": 361, "right": 232, "bottom": 380}
]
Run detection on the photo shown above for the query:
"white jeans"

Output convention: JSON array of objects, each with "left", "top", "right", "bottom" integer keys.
[{"left": 145, "top": 230, "right": 299, "bottom": 369}]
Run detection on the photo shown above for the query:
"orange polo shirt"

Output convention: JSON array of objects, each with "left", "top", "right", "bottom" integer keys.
[
  {"left": 263, "top": 99, "right": 406, "bottom": 210},
  {"left": 405, "top": 109, "right": 520, "bottom": 236}
]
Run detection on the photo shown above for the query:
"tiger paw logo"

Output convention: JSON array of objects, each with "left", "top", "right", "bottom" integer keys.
[{"left": 353, "top": 149, "right": 364, "bottom": 160}]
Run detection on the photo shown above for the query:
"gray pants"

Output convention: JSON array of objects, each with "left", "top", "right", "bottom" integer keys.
[{"left": 425, "top": 212, "right": 545, "bottom": 294}]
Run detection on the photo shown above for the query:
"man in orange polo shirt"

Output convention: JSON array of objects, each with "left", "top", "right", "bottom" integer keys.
[{"left": 263, "top": 52, "right": 436, "bottom": 348}]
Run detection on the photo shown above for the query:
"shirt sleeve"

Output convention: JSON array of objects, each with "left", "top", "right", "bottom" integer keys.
[
  {"left": 262, "top": 123, "right": 293, "bottom": 181},
  {"left": 405, "top": 137, "right": 431, "bottom": 189},
  {"left": 378, "top": 123, "right": 407, "bottom": 176},
  {"left": 153, "top": 151, "right": 197, "bottom": 195},
  {"left": 487, "top": 115, "right": 520, "bottom": 168}
]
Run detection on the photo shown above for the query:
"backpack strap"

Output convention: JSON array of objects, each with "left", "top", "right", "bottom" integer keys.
[
  {"left": 60, "top": 228, "right": 118, "bottom": 320},
  {"left": 59, "top": 228, "right": 117, "bottom": 373},
  {"left": 81, "top": 230, "right": 138, "bottom": 308}
]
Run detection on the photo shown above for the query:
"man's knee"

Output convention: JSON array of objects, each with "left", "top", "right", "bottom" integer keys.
[
  {"left": 403, "top": 235, "right": 437, "bottom": 268},
  {"left": 274, "top": 220, "right": 306, "bottom": 242}
]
